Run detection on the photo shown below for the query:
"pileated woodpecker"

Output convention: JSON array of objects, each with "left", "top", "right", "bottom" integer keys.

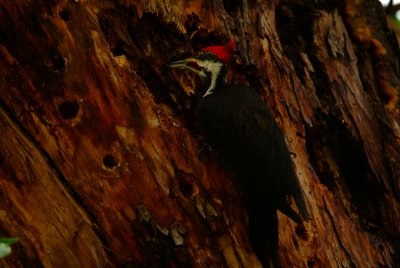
[{"left": 168, "top": 41, "right": 309, "bottom": 267}]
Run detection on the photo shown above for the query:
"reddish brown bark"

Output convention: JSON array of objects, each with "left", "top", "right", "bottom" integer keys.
[{"left": 0, "top": 0, "right": 399, "bottom": 267}]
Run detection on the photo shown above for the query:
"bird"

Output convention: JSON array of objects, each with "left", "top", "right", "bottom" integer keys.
[{"left": 167, "top": 40, "right": 309, "bottom": 268}]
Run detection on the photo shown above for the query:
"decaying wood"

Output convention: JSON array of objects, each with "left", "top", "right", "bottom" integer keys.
[{"left": 0, "top": 0, "right": 399, "bottom": 267}]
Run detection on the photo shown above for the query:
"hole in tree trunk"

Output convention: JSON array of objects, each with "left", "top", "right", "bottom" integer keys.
[
  {"left": 103, "top": 154, "right": 118, "bottom": 170},
  {"left": 51, "top": 54, "right": 65, "bottom": 72},
  {"left": 295, "top": 224, "right": 308, "bottom": 240},
  {"left": 59, "top": 9, "right": 71, "bottom": 22},
  {"left": 58, "top": 100, "right": 79, "bottom": 120},
  {"left": 179, "top": 181, "right": 194, "bottom": 197}
]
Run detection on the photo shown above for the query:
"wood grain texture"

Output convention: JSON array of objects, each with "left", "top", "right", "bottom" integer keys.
[{"left": 0, "top": 0, "right": 399, "bottom": 267}]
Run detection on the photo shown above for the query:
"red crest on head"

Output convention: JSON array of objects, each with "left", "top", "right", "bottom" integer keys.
[{"left": 201, "top": 39, "right": 236, "bottom": 62}]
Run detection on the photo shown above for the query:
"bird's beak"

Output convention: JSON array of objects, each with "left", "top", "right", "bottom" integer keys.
[{"left": 167, "top": 58, "right": 192, "bottom": 69}]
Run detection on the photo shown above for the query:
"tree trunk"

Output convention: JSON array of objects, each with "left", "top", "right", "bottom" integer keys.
[{"left": 0, "top": 0, "right": 399, "bottom": 267}]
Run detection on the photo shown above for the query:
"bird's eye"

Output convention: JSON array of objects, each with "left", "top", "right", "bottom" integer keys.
[{"left": 188, "top": 61, "right": 202, "bottom": 70}]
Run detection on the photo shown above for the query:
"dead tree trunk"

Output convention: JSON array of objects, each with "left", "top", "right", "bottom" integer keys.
[{"left": 0, "top": 0, "right": 399, "bottom": 267}]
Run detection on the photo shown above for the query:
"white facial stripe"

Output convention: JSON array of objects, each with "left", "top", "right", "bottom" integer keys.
[
  {"left": 187, "top": 66, "right": 206, "bottom": 77},
  {"left": 196, "top": 61, "right": 223, "bottom": 97}
]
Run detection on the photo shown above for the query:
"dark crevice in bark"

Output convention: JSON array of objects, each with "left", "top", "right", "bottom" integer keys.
[
  {"left": 306, "top": 109, "right": 386, "bottom": 234},
  {"left": 275, "top": 2, "right": 317, "bottom": 87}
]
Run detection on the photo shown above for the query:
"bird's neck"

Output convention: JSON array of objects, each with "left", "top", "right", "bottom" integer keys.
[{"left": 201, "top": 66, "right": 227, "bottom": 97}]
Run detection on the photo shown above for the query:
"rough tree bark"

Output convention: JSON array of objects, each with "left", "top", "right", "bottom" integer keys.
[{"left": 0, "top": 0, "right": 399, "bottom": 267}]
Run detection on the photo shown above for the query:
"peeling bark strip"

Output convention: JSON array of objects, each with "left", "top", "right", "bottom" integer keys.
[{"left": 0, "top": 0, "right": 399, "bottom": 267}]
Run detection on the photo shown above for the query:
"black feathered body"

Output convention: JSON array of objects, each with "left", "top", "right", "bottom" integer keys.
[
  {"left": 196, "top": 85, "right": 308, "bottom": 267},
  {"left": 196, "top": 85, "right": 307, "bottom": 219}
]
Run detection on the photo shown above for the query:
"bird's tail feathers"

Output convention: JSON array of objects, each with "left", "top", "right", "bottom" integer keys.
[
  {"left": 276, "top": 190, "right": 309, "bottom": 225},
  {"left": 277, "top": 201, "right": 302, "bottom": 224},
  {"left": 294, "top": 188, "right": 310, "bottom": 221},
  {"left": 248, "top": 206, "right": 280, "bottom": 268}
]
